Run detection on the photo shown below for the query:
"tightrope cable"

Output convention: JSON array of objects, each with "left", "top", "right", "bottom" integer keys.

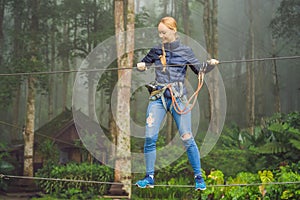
[
  {"left": 218, "top": 55, "right": 300, "bottom": 64},
  {"left": 0, "top": 55, "right": 299, "bottom": 77},
  {"left": 1, "top": 174, "right": 299, "bottom": 188},
  {"left": 0, "top": 174, "right": 123, "bottom": 186}
]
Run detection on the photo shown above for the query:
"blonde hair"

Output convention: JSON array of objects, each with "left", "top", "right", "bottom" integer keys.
[
  {"left": 159, "top": 17, "right": 177, "bottom": 72},
  {"left": 159, "top": 16, "right": 177, "bottom": 32}
]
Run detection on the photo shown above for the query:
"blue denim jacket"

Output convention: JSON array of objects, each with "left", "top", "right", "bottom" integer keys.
[{"left": 141, "top": 39, "right": 212, "bottom": 97}]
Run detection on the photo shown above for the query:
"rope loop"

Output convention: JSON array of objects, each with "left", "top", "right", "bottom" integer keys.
[{"left": 168, "top": 72, "right": 205, "bottom": 115}]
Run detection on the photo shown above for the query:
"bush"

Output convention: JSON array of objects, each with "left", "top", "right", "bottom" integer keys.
[
  {"left": 0, "top": 142, "right": 15, "bottom": 191},
  {"left": 131, "top": 163, "right": 300, "bottom": 199},
  {"left": 36, "top": 162, "right": 113, "bottom": 199},
  {"left": 203, "top": 112, "right": 300, "bottom": 178},
  {"left": 224, "top": 172, "right": 261, "bottom": 200},
  {"left": 264, "top": 163, "right": 300, "bottom": 200}
]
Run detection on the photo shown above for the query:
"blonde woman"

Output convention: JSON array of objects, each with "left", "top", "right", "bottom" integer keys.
[{"left": 136, "top": 16, "right": 219, "bottom": 191}]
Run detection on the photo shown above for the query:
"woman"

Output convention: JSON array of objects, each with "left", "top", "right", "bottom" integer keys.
[{"left": 135, "top": 16, "right": 219, "bottom": 191}]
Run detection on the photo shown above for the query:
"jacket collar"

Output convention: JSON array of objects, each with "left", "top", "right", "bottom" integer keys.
[{"left": 163, "top": 39, "right": 180, "bottom": 51}]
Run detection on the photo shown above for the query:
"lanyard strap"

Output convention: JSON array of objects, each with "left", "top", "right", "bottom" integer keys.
[{"left": 167, "top": 72, "right": 205, "bottom": 115}]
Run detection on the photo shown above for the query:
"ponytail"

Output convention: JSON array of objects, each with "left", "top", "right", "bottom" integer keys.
[{"left": 159, "top": 44, "right": 167, "bottom": 72}]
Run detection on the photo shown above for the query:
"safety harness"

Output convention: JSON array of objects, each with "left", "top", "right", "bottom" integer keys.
[{"left": 148, "top": 72, "right": 205, "bottom": 115}]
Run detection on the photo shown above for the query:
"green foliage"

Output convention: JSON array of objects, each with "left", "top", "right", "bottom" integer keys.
[
  {"left": 37, "top": 139, "right": 59, "bottom": 166},
  {"left": 223, "top": 172, "right": 261, "bottom": 200},
  {"left": 194, "top": 170, "right": 225, "bottom": 200},
  {"left": 203, "top": 148, "right": 253, "bottom": 177},
  {"left": 0, "top": 142, "right": 15, "bottom": 191},
  {"left": 0, "top": 75, "right": 20, "bottom": 109},
  {"left": 133, "top": 162, "right": 299, "bottom": 199},
  {"left": 263, "top": 163, "right": 300, "bottom": 200},
  {"left": 36, "top": 162, "right": 113, "bottom": 199},
  {"left": 202, "top": 124, "right": 256, "bottom": 177},
  {"left": 252, "top": 112, "right": 300, "bottom": 165},
  {"left": 202, "top": 112, "right": 300, "bottom": 178},
  {"left": 270, "top": 0, "right": 300, "bottom": 52},
  {"left": 96, "top": 62, "right": 118, "bottom": 104},
  {"left": 132, "top": 175, "right": 191, "bottom": 200},
  {"left": 258, "top": 170, "right": 274, "bottom": 183}
]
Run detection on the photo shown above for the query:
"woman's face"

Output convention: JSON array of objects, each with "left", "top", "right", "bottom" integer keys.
[{"left": 158, "top": 23, "right": 176, "bottom": 44}]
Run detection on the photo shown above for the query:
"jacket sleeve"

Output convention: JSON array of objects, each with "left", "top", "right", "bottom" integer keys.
[
  {"left": 185, "top": 47, "right": 203, "bottom": 74},
  {"left": 140, "top": 48, "right": 157, "bottom": 67},
  {"left": 186, "top": 47, "right": 214, "bottom": 74}
]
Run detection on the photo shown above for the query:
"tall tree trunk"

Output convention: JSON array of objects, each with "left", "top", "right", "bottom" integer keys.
[
  {"left": 211, "top": 0, "right": 220, "bottom": 131},
  {"left": 109, "top": 101, "right": 117, "bottom": 159},
  {"left": 48, "top": 22, "right": 55, "bottom": 120},
  {"left": 271, "top": 42, "right": 281, "bottom": 113},
  {"left": 62, "top": 21, "right": 70, "bottom": 111},
  {"left": 246, "top": 1, "right": 255, "bottom": 134},
  {"left": 12, "top": 85, "right": 21, "bottom": 141},
  {"left": 173, "top": 0, "right": 178, "bottom": 19},
  {"left": 202, "top": 0, "right": 218, "bottom": 57},
  {"left": 202, "top": 0, "right": 219, "bottom": 129},
  {"left": 88, "top": 72, "right": 96, "bottom": 120},
  {"left": 271, "top": 0, "right": 281, "bottom": 113},
  {"left": 136, "top": 0, "right": 140, "bottom": 13},
  {"left": 1, "top": 0, "right": 21, "bottom": 141},
  {"left": 23, "top": 0, "right": 39, "bottom": 177},
  {"left": 48, "top": 29, "right": 55, "bottom": 120},
  {"left": 166, "top": 113, "right": 173, "bottom": 143},
  {"left": 181, "top": 0, "right": 190, "bottom": 46},
  {"left": 114, "top": 0, "right": 124, "bottom": 184},
  {"left": 212, "top": 0, "right": 218, "bottom": 58},
  {"left": 24, "top": 76, "right": 35, "bottom": 177},
  {"left": 203, "top": 0, "right": 211, "bottom": 56},
  {"left": 11, "top": 0, "right": 23, "bottom": 140},
  {"left": 48, "top": 0, "right": 57, "bottom": 120},
  {"left": 182, "top": 0, "right": 189, "bottom": 35},
  {"left": 114, "top": 0, "right": 134, "bottom": 197},
  {"left": 163, "top": 0, "right": 168, "bottom": 16},
  {"left": 234, "top": 55, "right": 243, "bottom": 124},
  {"left": 0, "top": 0, "right": 5, "bottom": 66},
  {"left": 86, "top": 2, "right": 97, "bottom": 119},
  {"left": 93, "top": 0, "right": 98, "bottom": 48}
]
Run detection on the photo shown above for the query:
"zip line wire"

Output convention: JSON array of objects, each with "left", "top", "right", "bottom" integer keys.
[
  {"left": 0, "top": 174, "right": 299, "bottom": 188},
  {"left": 0, "top": 55, "right": 299, "bottom": 77},
  {"left": 218, "top": 55, "right": 300, "bottom": 64}
]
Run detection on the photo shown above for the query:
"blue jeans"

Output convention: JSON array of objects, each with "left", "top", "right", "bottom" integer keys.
[{"left": 144, "top": 97, "right": 202, "bottom": 176}]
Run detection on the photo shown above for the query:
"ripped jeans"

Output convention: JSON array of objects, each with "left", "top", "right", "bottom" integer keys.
[{"left": 144, "top": 97, "right": 202, "bottom": 176}]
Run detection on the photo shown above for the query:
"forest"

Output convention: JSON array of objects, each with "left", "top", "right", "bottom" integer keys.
[{"left": 0, "top": 0, "right": 299, "bottom": 199}]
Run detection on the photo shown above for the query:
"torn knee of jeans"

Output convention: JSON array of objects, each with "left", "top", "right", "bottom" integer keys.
[
  {"left": 146, "top": 113, "right": 155, "bottom": 127},
  {"left": 181, "top": 132, "right": 192, "bottom": 141}
]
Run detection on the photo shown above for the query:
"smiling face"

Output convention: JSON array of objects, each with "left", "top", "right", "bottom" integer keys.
[{"left": 158, "top": 23, "right": 177, "bottom": 43}]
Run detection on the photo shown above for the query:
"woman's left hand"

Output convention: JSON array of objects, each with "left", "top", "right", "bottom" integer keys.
[{"left": 207, "top": 59, "right": 219, "bottom": 65}]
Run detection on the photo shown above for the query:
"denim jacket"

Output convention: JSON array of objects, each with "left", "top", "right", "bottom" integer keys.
[{"left": 141, "top": 39, "right": 212, "bottom": 97}]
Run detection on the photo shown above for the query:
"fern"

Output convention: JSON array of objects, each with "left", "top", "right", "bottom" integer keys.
[
  {"left": 255, "top": 142, "right": 289, "bottom": 154},
  {"left": 289, "top": 139, "right": 300, "bottom": 150}
]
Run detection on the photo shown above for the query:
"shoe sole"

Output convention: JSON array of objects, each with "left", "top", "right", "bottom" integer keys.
[
  {"left": 135, "top": 184, "right": 154, "bottom": 189},
  {"left": 195, "top": 187, "right": 206, "bottom": 191}
]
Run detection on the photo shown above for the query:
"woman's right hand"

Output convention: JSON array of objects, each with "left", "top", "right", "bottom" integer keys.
[{"left": 137, "top": 62, "right": 147, "bottom": 71}]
